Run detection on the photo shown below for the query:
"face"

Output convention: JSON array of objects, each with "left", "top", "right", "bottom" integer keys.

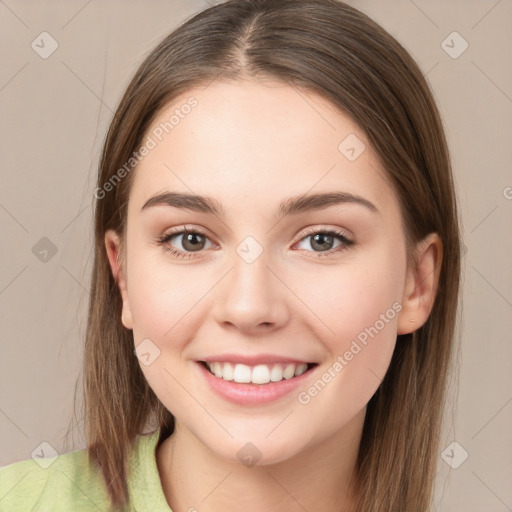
[{"left": 105, "top": 79, "right": 437, "bottom": 465}]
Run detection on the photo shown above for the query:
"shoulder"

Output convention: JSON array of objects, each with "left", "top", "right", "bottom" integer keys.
[{"left": 0, "top": 447, "right": 111, "bottom": 511}]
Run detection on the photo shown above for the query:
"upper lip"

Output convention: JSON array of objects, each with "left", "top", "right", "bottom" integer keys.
[{"left": 199, "top": 353, "right": 315, "bottom": 366}]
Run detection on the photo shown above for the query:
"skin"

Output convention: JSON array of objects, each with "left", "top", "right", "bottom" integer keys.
[{"left": 105, "top": 79, "right": 442, "bottom": 512}]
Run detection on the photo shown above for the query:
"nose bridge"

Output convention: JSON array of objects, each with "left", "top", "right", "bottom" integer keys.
[{"left": 213, "top": 242, "right": 289, "bottom": 331}]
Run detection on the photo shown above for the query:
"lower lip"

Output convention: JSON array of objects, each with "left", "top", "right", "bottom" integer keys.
[{"left": 196, "top": 362, "right": 316, "bottom": 405}]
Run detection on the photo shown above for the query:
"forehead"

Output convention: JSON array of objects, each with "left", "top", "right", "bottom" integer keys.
[{"left": 128, "top": 79, "right": 398, "bottom": 218}]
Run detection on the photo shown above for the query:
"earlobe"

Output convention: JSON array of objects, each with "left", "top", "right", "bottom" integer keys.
[
  {"left": 397, "top": 233, "right": 443, "bottom": 335},
  {"left": 104, "top": 229, "right": 134, "bottom": 330}
]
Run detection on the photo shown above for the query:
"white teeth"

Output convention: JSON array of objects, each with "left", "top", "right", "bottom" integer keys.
[
  {"left": 222, "top": 362, "right": 234, "bottom": 381},
  {"left": 205, "top": 361, "right": 311, "bottom": 384},
  {"left": 251, "top": 365, "right": 271, "bottom": 384},
  {"left": 212, "top": 362, "right": 223, "bottom": 378},
  {"left": 270, "top": 364, "right": 283, "bottom": 382},
  {"left": 282, "top": 364, "right": 296, "bottom": 379},
  {"left": 295, "top": 363, "right": 308, "bottom": 376},
  {"left": 233, "top": 364, "right": 252, "bottom": 383}
]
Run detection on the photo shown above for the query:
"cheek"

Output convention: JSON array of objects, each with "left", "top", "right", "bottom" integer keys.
[
  {"left": 125, "top": 262, "right": 208, "bottom": 412},
  {"left": 293, "top": 245, "right": 405, "bottom": 423},
  {"left": 295, "top": 244, "right": 406, "bottom": 346},
  {"left": 126, "top": 254, "right": 207, "bottom": 341}
]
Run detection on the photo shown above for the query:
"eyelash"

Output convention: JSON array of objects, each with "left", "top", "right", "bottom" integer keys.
[{"left": 156, "top": 226, "right": 354, "bottom": 260}]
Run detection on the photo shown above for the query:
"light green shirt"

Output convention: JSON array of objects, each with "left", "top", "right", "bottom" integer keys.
[{"left": 0, "top": 429, "right": 173, "bottom": 511}]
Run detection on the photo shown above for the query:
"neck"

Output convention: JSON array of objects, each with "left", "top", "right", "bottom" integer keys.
[{"left": 156, "top": 408, "right": 365, "bottom": 512}]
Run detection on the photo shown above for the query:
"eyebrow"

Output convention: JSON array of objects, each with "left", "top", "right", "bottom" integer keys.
[{"left": 140, "top": 191, "right": 379, "bottom": 217}]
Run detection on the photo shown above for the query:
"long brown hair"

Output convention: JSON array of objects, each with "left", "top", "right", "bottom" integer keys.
[{"left": 81, "top": 1, "right": 462, "bottom": 510}]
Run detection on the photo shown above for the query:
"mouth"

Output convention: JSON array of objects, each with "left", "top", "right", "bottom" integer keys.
[{"left": 198, "top": 361, "right": 318, "bottom": 385}]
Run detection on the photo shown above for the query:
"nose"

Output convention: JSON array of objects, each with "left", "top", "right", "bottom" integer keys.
[{"left": 212, "top": 252, "right": 290, "bottom": 334}]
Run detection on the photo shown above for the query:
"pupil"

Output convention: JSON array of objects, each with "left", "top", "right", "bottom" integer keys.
[
  {"left": 184, "top": 233, "right": 204, "bottom": 251},
  {"left": 312, "top": 233, "right": 333, "bottom": 251}
]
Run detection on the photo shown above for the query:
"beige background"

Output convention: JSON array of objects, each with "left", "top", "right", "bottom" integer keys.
[{"left": 1, "top": 0, "right": 511, "bottom": 510}]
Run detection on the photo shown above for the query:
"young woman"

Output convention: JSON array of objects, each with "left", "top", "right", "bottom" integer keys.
[{"left": 0, "top": 1, "right": 461, "bottom": 511}]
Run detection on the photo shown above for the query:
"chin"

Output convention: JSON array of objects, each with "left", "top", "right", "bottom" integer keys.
[{"left": 200, "top": 431, "right": 309, "bottom": 468}]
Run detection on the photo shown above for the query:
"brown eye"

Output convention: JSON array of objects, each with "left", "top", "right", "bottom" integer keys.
[
  {"left": 295, "top": 228, "right": 354, "bottom": 256},
  {"left": 309, "top": 232, "right": 336, "bottom": 251},
  {"left": 179, "top": 232, "right": 207, "bottom": 252},
  {"left": 157, "top": 228, "right": 215, "bottom": 259}
]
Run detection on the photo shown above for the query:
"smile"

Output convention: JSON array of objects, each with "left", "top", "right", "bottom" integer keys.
[
  {"left": 196, "top": 360, "right": 318, "bottom": 405},
  {"left": 201, "top": 361, "right": 316, "bottom": 384}
]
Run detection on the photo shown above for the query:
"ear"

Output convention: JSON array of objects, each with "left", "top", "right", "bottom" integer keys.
[
  {"left": 104, "top": 229, "right": 133, "bottom": 330},
  {"left": 397, "top": 232, "right": 443, "bottom": 335}
]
